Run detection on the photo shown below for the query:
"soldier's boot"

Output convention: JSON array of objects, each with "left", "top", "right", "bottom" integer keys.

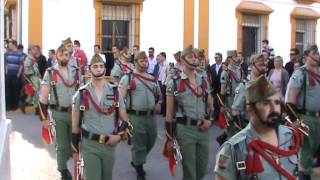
[
  {"left": 131, "top": 162, "right": 146, "bottom": 180},
  {"left": 298, "top": 172, "right": 311, "bottom": 180},
  {"left": 59, "top": 169, "right": 72, "bottom": 180}
]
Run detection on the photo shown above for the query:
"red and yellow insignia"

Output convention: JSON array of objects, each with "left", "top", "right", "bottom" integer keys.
[{"left": 218, "top": 154, "right": 231, "bottom": 169}]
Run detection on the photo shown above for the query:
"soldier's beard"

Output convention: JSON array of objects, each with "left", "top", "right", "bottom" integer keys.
[
  {"left": 254, "top": 106, "right": 281, "bottom": 129},
  {"left": 59, "top": 60, "right": 68, "bottom": 66},
  {"left": 92, "top": 71, "right": 105, "bottom": 79}
]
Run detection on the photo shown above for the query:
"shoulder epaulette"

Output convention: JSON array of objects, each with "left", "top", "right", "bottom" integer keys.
[{"left": 227, "top": 133, "right": 247, "bottom": 146}]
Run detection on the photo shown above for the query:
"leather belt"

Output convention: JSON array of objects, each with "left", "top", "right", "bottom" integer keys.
[
  {"left": 127, "top": 109, "right": 154, "bottom": 116},
  {"left": 49, "top": 104, "right": 71, "bottom": 112},
  {"left": 82, "top": 129, "right": 110, "bottom": 144},
  {"left": 176, "top": 117, "right": 199, "bottom": 126},
  {"left": 298, "top": 110, "right": 320, "bottom": 117}
]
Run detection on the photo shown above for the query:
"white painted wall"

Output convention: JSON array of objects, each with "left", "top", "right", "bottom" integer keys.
[
  {"left": 209, "top": 0, "right": 320, "bottom": 64},
  {"left": 42, "top": 0, "right": 95, "bottom": 57},
  {"left": 140, "top": 0, "right": 184, "bottom": 62}
]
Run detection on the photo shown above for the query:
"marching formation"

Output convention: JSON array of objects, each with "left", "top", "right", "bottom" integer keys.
[{"left": 5, "top": 37, "right": 320, "bottom": 180}]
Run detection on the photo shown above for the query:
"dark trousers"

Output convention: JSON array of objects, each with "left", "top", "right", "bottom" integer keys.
[
  {"left": 213, "top": 93, "right": 220, "bottom": 121},
  {"left": 5, "top": 75, "right": 21, "bottom": 110},
  {"left": 158, "top": 81, "right": 167, "bottom": 117}
]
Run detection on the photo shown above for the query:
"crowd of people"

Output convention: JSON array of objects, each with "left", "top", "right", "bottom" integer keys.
[{"left": 3, "top": 37, "right": 320, "bottom": 180}]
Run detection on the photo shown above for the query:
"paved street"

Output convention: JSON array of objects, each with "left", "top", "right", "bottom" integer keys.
[{"left": 7, "top": 111, "right": 223, "bottom": 180}]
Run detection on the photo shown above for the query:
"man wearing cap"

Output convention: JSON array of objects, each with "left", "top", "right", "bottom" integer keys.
[
  {"left": 285, "top": 45, "right": 320, "bottom": 180},
  {"left": 215, "top": 75, "right": 300, "bottom": 180},
  {"left": 62, "top": 37, "right": 78, "bottom": 69},
  {"left": 23, "top": 46, "right": 41, "bottom": 111},
  {"left": 111, "top": 47, "right": 134, "bottom": 84},
  {"left": 231, "top": 54, "right": 267, "bottom": 134},
  {"left": 165, "top": 46, "right": 214, "bottom": 180},
  {"left": 38, "top": 45, "right": 81, "bottom": 180},
  {"left": 220, "top": 50, "right": 244, "bottom": 138},
  {"left": 71, "top": 54, "right": 130, "bottom": 180},
  {"left": 119, "top": 51, "right": 162, "bottom": 180}
]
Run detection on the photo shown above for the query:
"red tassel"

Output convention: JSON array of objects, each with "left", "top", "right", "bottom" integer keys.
[
  {"left": 169, "top": 155, "right": 177, "bottom": 176},
  {"left": 254, "top": 154, "right": 264, "bottom": 173},
  {"left": 83, "top": 90, "right": 90, "bottom": 110},
  {"left": 179, "top": 80, "right": 186, "bottom": 92},
  {"left": 202, "top": 79, "right": 207, "bottom": 90},
  {"left": 24, "top": 83, "right": 36, "bottom": 96},
  {"left": 130, "top": 79, "right": 137, "bottom": 90},
  {"left": 52, "top": 70, "right": 58, "bottom": 83},
  {"left": 218, "top": 112, "right": 228, "bottom": 129},
  {"left": 246, "top": 152, "right": 254, "bottom": 176},
  {"left": 42, "top": 126, "right": 53, "bottom": 145}
]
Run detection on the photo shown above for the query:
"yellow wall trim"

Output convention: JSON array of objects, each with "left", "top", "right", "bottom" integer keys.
[
  {"left": 29, "top": 0, "right": 42, "bottom": 48},
  {"left": 184, "top": 0, "right": 194, "bottom": 48},
  {"left": 236, "top": 1, "right": 273, "bottom": 52},
  {"left": 198, "top": 0, "right": 209, "bottom": 54}
]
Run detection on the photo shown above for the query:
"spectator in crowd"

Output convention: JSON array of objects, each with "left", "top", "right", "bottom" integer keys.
[
  {"left": 157, "top": 52, "right": 169, "bottom": 117},
  {"left": 5, "top": 39, "right": 25, "bottom": 110},
  {"left": 262, "top": 39, "right": 275, "bottom": 61},
  {"left": 237, "top": 51, "right": 248, "bottom": 77},
  {"left": 104, "top": 47, "right": 115, "bottom": 76},
  {"left": 33, "top": 45, "right": 47, "bottom": 78},
  {"left": 267, "top": 56, "right": 289, "bottom": 101},
  {"left": 262, "top": 49, "right": 274, "bottom": 76},
  {"left": 294, "top": 61, "right": 304, "bottom": 70},
  {"left": 285, "top": 48, "right": 300, "bottom": 77},
  {"left": 147, "top": 47, "right": 157, "bottom": 74},
  {"left": 17, "top": 44, "right": 27, "bottom": 61},
  {"left": 112, "top": 45, "right": 120, "bottom": 61},
  {"left": 47, "top": 49, "right": 57, "bottom": 68},
  {"left": 73, "top": 40, "right": 88, "bottom": 74},
  {"left": 210, "top": 52, "right": 223, "bottom": 121},
  {"left": 94, "top": 44, "right": 106, "bottom": 63},
  {"left": 131, "top": 45, "right": 139, "bottom": 63}
]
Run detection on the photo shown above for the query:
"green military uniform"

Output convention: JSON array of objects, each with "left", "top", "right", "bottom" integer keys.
[
  {"left": 166, "top": 70, "right": 212, "bottom": 180},
  {"left": 42, "top": 63, "right": 81, "bottom": 174},
  {"left": 286, "top": 63, "right": 320, "bottom": 175},
  {"left": 220, "top": 63, "right": 243, "bottom": 138},
  {"left": 231, "top": 54, "right": 266, "bottom": 133},
  {"left": 215, "top": 76, "right": 299, "bottom": 180},
  {"left": 111, "top": 61, "right": 134, "bottom": 83},
  {"left": 24, "top": 55, "right": 41, "bottom": 107},
  {"left": 73, "top": 82, "right": 125, "bottom": 180},
  {"left": 119, "top": 68, "right": 160, "bottom": 169}
]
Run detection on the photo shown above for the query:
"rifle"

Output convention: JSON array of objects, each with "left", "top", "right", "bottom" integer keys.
[
  {"left": 216, "top": 94, "right": 243, "bottom": 130},
  {"left": 163, "top": 133, "right": 182, "bottom": 176},
  {"left": 41, "top": 109, "right": 56, "bottom": 145},
  {"left": 74, "top": 153, "right": 84, "bottom": 180}
]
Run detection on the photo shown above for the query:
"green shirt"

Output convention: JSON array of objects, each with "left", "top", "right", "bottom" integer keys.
[
  {"left": 214, "top": 123, "right": 298, "bottom": 180},
  {"left": 24, "top": 56, "right": 40, "bottom": 77},
  {"left": 42, "top": 64, "right": 81, "bottom": 107},
  {"left": 220, "top": 65, "right": 242, "bottom": 96},
  {"left": 285, "top": 64, "right": 320, "bottom": 112},
  {"left": 166, "top": 71, "right": 212, "bottom": 120},
  {"left": 73, "top": 82, "right": 125, "bottom": 135},
  {"left": 111, "top": 62, "right": 134, "bottom": 82},
  {"left": 119, "top": 69, "right": 160, "bottom": 111}
]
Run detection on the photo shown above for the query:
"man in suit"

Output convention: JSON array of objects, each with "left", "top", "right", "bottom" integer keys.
[{"left": 210, "top": 52, "right": 223, "bottom": 121}]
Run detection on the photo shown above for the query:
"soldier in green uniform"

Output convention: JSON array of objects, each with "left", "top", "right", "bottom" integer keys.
[
  {"left": 165, "top": 46, "right": 214, "bottom": 180},
  {"left": 111, "top": 47, "right": 135, "bottom": 84},
  {"left": 61, "top": 37, "right": 78, "bottom": 69},
  {"left": 215, "top": 75, "right": 300, "bottom": 180},
  {"left": 24, "top": 46, "right": 41, "bottom": 109},
  {"left": 38, "top": 45, "right": 81, "bottom": 180},
  {"left": 119, "top": 51, "right": 162, "bottom": 180},
  {"left": 231, "top": 54, "right": 267, "bottom": 132},
  {"left": 285, "top": 45, "right": 320, "bottom": 180},
  {"left": 71, "top": 54, "right": 130, "bottom": 180},
  {"left": 220, "top": 50, "right": 244, "bottom": 138}
]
